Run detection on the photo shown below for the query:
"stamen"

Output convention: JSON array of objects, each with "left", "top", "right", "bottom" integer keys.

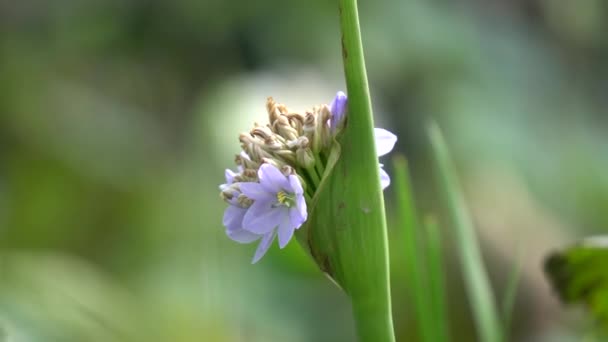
[{"left": 276, "top": 190, "right": 294, "bottom": 207}]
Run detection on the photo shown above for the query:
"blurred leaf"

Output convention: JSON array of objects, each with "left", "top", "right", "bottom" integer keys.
[
  {"left": 545, "top": 236, "right": 608, "bottom": 334},
  {"left": 428, "top": 122, "right": 502, "bottom": 342},
  {"left": 392, "top": 156, "right": 439, "bottom": 342}
]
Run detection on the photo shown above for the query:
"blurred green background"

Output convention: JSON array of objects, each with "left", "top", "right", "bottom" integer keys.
[{"left": 1, "top": 0, "right": 607, "bottom": 341}]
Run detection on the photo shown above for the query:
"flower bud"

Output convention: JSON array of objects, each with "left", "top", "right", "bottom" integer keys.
[
  {"left": 274, "top": 115, "right": 299, "bottom": 141},
  {"left": 303, "top": 112, "right": 316, "bottom": 135},
  {"left": 317, "top": 106, "right": 332, "bottom": 148},
  {"left": 296, "top": 146, "right": 315, "bottom": 169},
  {"left": 280, "top": 165, "right": 295, "bottom": 176},
  {"left": 236, "top": 193, "right": 253, "bottom": 208},
  {"left": 235, "top": 153, "right": 259, "bottom": 170},
  {"left": 266, "top": 97, "right": 281, "bottom": 125}
]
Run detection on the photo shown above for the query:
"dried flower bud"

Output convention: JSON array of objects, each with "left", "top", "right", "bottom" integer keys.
[
  {"left": 304, "top": 112, "right": 316, "bottom": 142},
  {"left": 287, "top": 113, "right": 305, "bottom": 133},
  {"left": 251, "top": 126, "right": 274, "bottom": 141},
  {"left": 280, "top": 165, "right": 296, "bottom": 176},
  {"left": 235, "top": 153, "right": 259, "bottom": 170},
  {"left": 242, "top": 168, "right": 257, "bottom": 179},
  {"left": 318, "top": 106, "right": 332, "bottom": 148},
  {"left": 296, "top": 147, "right": 315, "bottom": 169},
  {"left": 287, "top": 136, "right": 309, "bottom": 149},
  {"left": 237, "top": 193, "right": 253, "bottom": 208},
  {"left": 274, "top": 115, "right": 299, "bottom": 141},
  {"left": 266, "top": 97, "right": 281, "bottom": 125}
]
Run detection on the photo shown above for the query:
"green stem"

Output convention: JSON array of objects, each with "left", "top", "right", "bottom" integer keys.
[
  {"left": 306, "top": 165, "right": 322, "bottom": 188},
  {"left": 338, "top": 0, "right": 395, "bottom": 341},
  {"left": 314, "top": 151, "right": 326, "bottom": 178},
  {"left": 428, "top": 122, "right": 502, "bottom": 342}
]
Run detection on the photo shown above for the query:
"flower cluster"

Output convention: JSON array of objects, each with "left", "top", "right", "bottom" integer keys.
[{"left": 220, "top": 92, "right": 397, "bottom": 263}]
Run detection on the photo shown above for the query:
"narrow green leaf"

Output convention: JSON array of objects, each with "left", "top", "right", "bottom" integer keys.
[
  {"left": 294, "top": 0, "right": 395, "bottom": 340},
  {"left": 392, "top": 156, "right": 437, "bottom": 342},
  {"left": 502, "top": 246, "right": 523, "bottom": 341},
  {"left": 428, "top": 121, "right": 502, "bottom": 342},
  {"left": 425, "top": 217, "right": 450, "bottom": 342}
]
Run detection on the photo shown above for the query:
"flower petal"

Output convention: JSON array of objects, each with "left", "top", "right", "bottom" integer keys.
[
  {"left": 288, "top": 174, "right": 304, "bottom": 195},
  {"left": 290, "top": 196, "right": 307, "bottom": 227},
  {"left": 379, "top": 166, "right": 390, "bottom": 190},
  {"left": 239, "top": 182, "right": 273, "bottom": 201},
  {"left": 374, "top": 128, "right": 397, "bottom": 157},
  {"left": 258, "top": 164, "right": 290, "bottom": 193},
  {"left": 243, "top": 200, "right": 285, "bottom": 234},
  {"left": 223, "top": 205, "right": 247, "bottom": 232},
  {"left": 277, "top": 216, "right": 294, "bottom": 249},
  {"left": 252, "top": 231, "right": 276, "bottom": 263},
  {"left": 227, "top": 228, "right": 260, "bottom": 244},
  {"left": 329, "top": 91, "right": 347, "bottom": 131},
  {"left": 225, "top": 169, "right": 237, "bottom": 184}
]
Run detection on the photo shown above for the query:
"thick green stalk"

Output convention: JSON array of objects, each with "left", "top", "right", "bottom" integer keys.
[
  {"left": 428, "top": 122, "right": 502, "bottom": 342},
  {"left": 337, "top": 0, "right": 395, "bottom": 340}
]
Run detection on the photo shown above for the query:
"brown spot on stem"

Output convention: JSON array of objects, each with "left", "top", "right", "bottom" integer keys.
[{"left": 341, "top": 34, "right": 348, "bottom": 59}]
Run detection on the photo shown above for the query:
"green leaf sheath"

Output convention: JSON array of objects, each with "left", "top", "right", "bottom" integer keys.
[
  {"left": 428, "top": 122, "right": 502, "bottom": 342},
  {"left": 338, "top": 0, "right": 394, "bottom": 340},
  {"left": 294, "top": 0, "right": 395, "bottom": 340}
]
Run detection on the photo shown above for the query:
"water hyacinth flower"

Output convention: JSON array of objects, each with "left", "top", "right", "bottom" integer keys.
[
  {"left": 240, "top": 164, "right": 307, "bottom": 252},
  {"left": 328, "top": 91, "right": 397, "bottom": 189},
  {"left": 219, "top": 92, "right": 397, "bottom": 263}
]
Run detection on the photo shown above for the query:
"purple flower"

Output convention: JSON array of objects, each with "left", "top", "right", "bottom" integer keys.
[
  {"left": 221, "top": 171, "right": 260, "bottom": 244},
  {"left": 328, "top": 92, "right": 398, "bottom": 189},
  {"left": 329, "top": 91, "right": 348, "bottom": 132},
  {"left": 223, "top": 195, "right": 260, "bottom": 244},
  {"left": 219, "top": 168, "right": 238, "bottom": 191},
  {"left": 239, "top": 164, "right": 307, "bottom": 263}
]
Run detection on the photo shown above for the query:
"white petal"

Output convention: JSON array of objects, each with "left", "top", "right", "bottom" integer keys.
[
  {"left": 374, "top": 128, "right": 397, "bottom": 157},
  {"left": 379, "top": 166, "right": 390, "bottom": 190},
  {"left": 225, "top": 169, "right": 237, "bottom": 184},
  {"left": 252, "top": 231, "right": 276, "bottom": 263}
]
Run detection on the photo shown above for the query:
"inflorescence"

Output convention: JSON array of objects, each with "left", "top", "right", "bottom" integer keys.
[{"left": 220, "top": 92, "right": 397, "bottom": 263}]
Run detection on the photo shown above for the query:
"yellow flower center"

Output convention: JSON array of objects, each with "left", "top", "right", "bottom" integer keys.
[{"left": 276, "top": 191, "right": 294, "bottom": 207}]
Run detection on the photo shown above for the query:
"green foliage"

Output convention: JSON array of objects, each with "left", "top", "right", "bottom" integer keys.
[
  {"left": 428, "top": 122, "right": 502, "bottom": 342},
  {"left": 393, "top": 156, "right": 449, "bottom": 342},
  {"left": 545, "top": 237, "right": 608, "bottom": 334},
  {"left": 294, "top": 0, "right": 395, "bottom": 341}
]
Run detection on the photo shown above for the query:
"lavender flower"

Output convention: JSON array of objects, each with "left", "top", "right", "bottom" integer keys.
[
  {"left": 329, "top": 92, "right": 397, "bottom": 189},
  {"left": 239, "top": 164, "right": 307, "bottom": 262},
  {"left": 219, "top": 92, "right": 396, "bottom": 263},
  {"left": 223, "top": 195, "right": 260, "bottom": 244},
  {"left": 221, "top": 172, "right": 260, "bottom": 244},
  {"left": 329, "top": 91, "right": 347, "bottom": 133}
]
